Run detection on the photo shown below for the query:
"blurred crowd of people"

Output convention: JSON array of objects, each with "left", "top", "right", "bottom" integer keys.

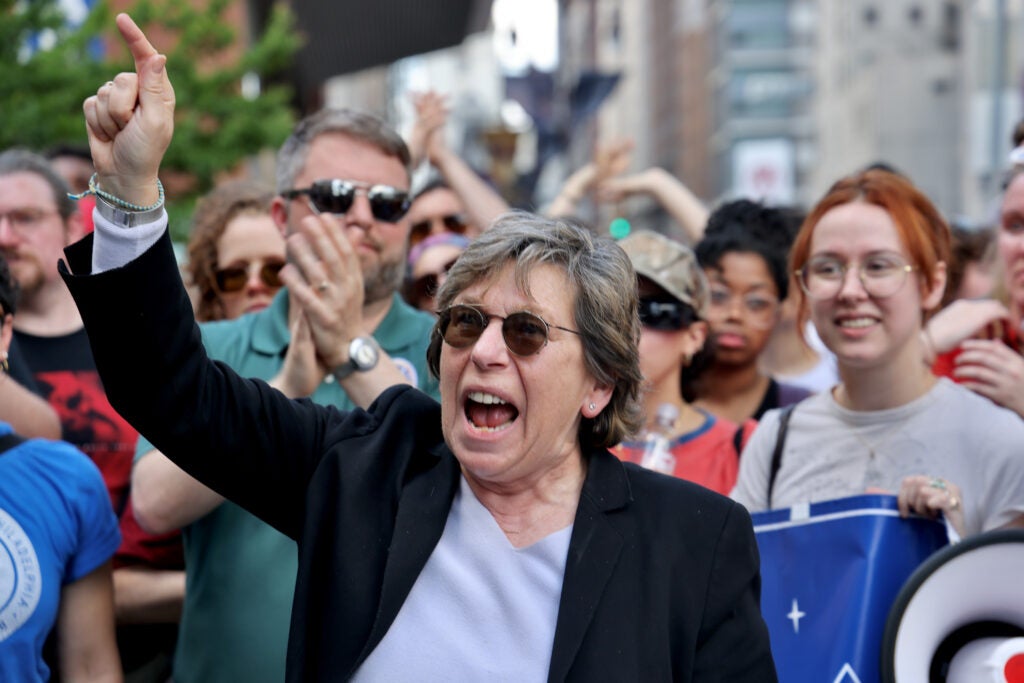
[{"left": 2, "top": 15, "right": 1023, "bottom": 681}]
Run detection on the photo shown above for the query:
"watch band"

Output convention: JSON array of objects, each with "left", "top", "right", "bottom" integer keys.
[{"left": 331, "top": 359, "right": 360, "bottom": 382}]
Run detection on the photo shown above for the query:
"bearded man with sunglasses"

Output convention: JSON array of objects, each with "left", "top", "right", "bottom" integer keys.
[{"left": 130, "top": 83, "right": 439, "bottom": 683}]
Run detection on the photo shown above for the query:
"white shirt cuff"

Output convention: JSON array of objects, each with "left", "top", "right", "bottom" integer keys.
[{"left": 91, "top": 206, "right": 168, "bottom": 274}]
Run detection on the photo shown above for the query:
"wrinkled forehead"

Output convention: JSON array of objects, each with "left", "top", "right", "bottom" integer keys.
[
  {"left": 0, "top": 171, "right": 59, "bottom": 209},
  {"left": 449, "top": 259, "right": 575, "bottom": 311}
]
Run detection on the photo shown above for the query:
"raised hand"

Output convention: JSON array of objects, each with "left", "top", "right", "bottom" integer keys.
[
  {"left": 83, "top": 13, "right": 175, "bottom": 207},
  {"left": 407, "top": 91, "right": 449, "bottom": 167}
]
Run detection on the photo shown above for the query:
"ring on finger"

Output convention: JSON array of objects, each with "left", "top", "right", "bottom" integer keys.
[
  {"left": 929, "top": 478, "right": 947, "bottom": 490},
  {"left": 316, "top": 280, "right": 330, "bottom": 292}
]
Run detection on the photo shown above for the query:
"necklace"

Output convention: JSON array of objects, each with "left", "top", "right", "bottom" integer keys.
[
  {"left": 848, "top": 419, "right": 904, "bottom": 460},
  {"left": 835, "top": 379, "right": 938, "bottom": 460}
]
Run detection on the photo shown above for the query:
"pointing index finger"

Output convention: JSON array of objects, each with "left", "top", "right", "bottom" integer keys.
[{"left": 116, "top": 13, "right": 158, "bottom": 72}]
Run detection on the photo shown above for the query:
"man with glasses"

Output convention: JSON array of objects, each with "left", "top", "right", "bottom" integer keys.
[
  {"left": 131, "top": 108, "right": 440, "bottom": 683},
  {"left": 0, "top": 148, "right": 185, "bottom": 678}
]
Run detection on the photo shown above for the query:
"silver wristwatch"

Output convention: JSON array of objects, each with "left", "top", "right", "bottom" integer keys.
[
  {"left": 95, "top": 194, "right": 166, "bottom": 228},
  {"left": 332, "top": 336, "right": 380, "bottom": 381}
]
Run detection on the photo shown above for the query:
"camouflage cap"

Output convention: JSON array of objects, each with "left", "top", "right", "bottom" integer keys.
[{"left": 618, "top": 230, "right": 709, "bottom": 320}]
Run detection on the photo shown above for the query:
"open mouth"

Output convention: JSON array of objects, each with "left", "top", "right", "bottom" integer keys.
[
  {"left": 465, "top": 391, "right": 519, "bottom": 432},
  {"left": 837, "top": 316, "right": 876, "bottom": 329}
]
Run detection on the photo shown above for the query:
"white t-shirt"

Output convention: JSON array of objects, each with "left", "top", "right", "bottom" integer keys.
[
  {"left": 731, "top": 378, "right": 1024, "bottom": 535},
  {"left": 352, "top": 476, "right": 571, "bottom": 682}
]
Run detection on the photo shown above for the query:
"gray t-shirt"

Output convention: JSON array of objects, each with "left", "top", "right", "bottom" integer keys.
[
  {"left": 731, "top": 378, "right": 1024, "bottom": 534},
  {"left": 352, "top": 476, "right": 572, "bottom": 682}
]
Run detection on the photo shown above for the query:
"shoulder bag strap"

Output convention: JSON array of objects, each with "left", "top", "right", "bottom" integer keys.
[{"left": 766, "top": 404, "right": 796, "bottom": 509}]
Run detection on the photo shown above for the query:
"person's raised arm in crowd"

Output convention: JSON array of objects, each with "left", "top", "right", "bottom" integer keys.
[
  {"left": 596, "top": 166, "right": 710, "bottom": 244},
  {"left": 545, "top": 138, "right": 633, "bottom": 218},
  {"left": 407, "top": 91, "right": 509, "bottom": 233}
]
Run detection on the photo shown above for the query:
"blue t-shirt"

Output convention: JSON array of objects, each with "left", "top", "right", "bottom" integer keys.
[{"left": 0, "top": 422, "right": 121, "bottom": 683}]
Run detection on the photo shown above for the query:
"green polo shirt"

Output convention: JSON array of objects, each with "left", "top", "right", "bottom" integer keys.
[{"left": 134, "top": 290, "right": 439, "bottom": 683}]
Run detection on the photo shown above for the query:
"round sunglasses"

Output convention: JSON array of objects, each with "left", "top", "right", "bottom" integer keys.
[
  {"left": 214, "top": 259, "right": 286, "bottom": 293},
  {"left": 282, "top": 179, "right": 411, "bottom": 223},
  {"left": 436, "top": 303, "right": 580, "bottom": 357}
]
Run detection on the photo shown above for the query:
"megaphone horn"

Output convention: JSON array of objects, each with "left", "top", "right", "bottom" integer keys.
[{"left": 882, "top": 528, "right": 1024, "bottom": 683}]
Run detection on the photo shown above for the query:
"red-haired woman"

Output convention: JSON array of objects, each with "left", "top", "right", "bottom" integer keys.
[{"left": 731, "top": 169, "right": 1024, "bottom": 537}]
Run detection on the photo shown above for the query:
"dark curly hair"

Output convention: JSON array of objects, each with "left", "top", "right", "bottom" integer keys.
[{"left": 695, "top": 199, "right": 804, "bottom": 301}]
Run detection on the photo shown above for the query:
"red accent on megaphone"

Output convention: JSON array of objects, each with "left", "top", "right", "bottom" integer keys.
[{"left": 1006, "top": 652, "right": 1024, "bottom": 683}]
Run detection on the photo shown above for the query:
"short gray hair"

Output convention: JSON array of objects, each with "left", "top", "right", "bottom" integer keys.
[
  {"left": 275, "top": 108, "right": 411, "bottom": 193},
  {"left": 426, "top": 212, "right": 645, "bottom": 448},
  {"left": 0, "top": 149, "right": 77, "bottom": 221}
]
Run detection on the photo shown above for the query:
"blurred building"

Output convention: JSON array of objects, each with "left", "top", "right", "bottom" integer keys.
[{"left": 558, "top": 0, "right": 1024, "bottom": 225}]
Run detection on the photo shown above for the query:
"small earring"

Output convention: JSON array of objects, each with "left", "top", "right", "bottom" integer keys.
[
  {"left": 589, "top": 403, "right": 596, "bottom": 411},
  {"left": 1, "top": 351, "right": 7, "bottom": 374}
]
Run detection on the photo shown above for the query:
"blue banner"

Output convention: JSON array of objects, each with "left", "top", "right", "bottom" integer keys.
[{"left": 753, "top": 495, "right": 949, "bottom": 683}]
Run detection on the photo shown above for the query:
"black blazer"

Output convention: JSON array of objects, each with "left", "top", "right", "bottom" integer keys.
[{"left": 62, "top": 232, "right": 776, "bottom": 682}]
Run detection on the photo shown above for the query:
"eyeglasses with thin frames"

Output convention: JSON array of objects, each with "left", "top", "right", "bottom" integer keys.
[
  {"left": 435, "top": 303, "right": 580, "bottom": 357},
  {"left": 282, "top": 179, "right": 410, "bottom": 223},
  {"left": 706, "top": 286, "right": 780, "bottom": 329},
  {"left": 796, "top": 253, "right": 917, "bottom": 300},
  {"left": 0, "top": 208, "right": 61, "bottom": 236}
]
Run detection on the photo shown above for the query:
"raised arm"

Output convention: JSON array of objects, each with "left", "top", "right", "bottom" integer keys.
[
  {"left": 413, "top": 91, "right": 510, "bottom": 229},
  {"left": 596, "top": 167, "right": 709, "bottom": 243},
  {"left": 545, "top": 139, "right": 633, "bottom": 218},
  {"left": 67, "top": 14, "right": 345, "bottom": 538}
]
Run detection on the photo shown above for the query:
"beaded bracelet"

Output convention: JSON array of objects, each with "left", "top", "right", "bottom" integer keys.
[{"left": 68, "top": 172, "right": 165, "bottom": 212}]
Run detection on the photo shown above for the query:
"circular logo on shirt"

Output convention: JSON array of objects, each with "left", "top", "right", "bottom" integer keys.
[
  {"left": 392, "top": 357, "right": 419, "bottom": 387},
  {"left": 0, "top": 508, "right": 42, "bottom": 642}
]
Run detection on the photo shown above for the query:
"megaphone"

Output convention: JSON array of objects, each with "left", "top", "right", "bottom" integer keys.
[{"left": 882, "top": 528, "right": 1024, "bottom": 682}]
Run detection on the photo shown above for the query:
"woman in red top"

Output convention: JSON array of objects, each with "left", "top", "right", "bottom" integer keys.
[{"left": 613, "top": 230, "right": 755, "bottom": 494}]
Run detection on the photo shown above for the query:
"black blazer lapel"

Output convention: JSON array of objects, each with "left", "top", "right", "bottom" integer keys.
[
  {"left": 547, "top": 450, "right": 630, "bottom": 682},
  {"left": 353, "top": 443, "right": 460, "bottom": 669}
]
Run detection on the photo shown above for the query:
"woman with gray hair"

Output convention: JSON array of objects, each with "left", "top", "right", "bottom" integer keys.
[{"left": 62, "top": 15, "right": 776, "bottom": 681}]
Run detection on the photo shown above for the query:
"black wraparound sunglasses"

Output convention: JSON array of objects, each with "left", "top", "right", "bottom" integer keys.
[
  {"left": 282, "top": 179, "right": 411, "bottom": 223},
  {"left": 436, "top": 303, "right": 580, "bottom": 357}
]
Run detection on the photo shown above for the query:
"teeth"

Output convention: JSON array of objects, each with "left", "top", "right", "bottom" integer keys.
[
  {"left": 839, "top": 318, "right": 874, "bottom": 328},
  {"left": 471, "top": 424, "right": 510, "bottom": 433},
  {"left": 468, "top": 391, "right": 507, "bottom": 405}
]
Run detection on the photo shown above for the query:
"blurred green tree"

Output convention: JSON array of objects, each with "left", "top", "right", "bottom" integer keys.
[{"left": 0, "top": 0, "right": 301, "bottom": 239}]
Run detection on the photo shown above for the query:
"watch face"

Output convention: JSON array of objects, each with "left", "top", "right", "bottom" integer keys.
[{"left": 352, "top": 338, "right": 379, "bottom": 369}]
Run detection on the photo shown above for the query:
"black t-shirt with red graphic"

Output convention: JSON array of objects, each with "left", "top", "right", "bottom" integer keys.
[{"left": 15, "top": 327, "right": 138, "bottom": 514}]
